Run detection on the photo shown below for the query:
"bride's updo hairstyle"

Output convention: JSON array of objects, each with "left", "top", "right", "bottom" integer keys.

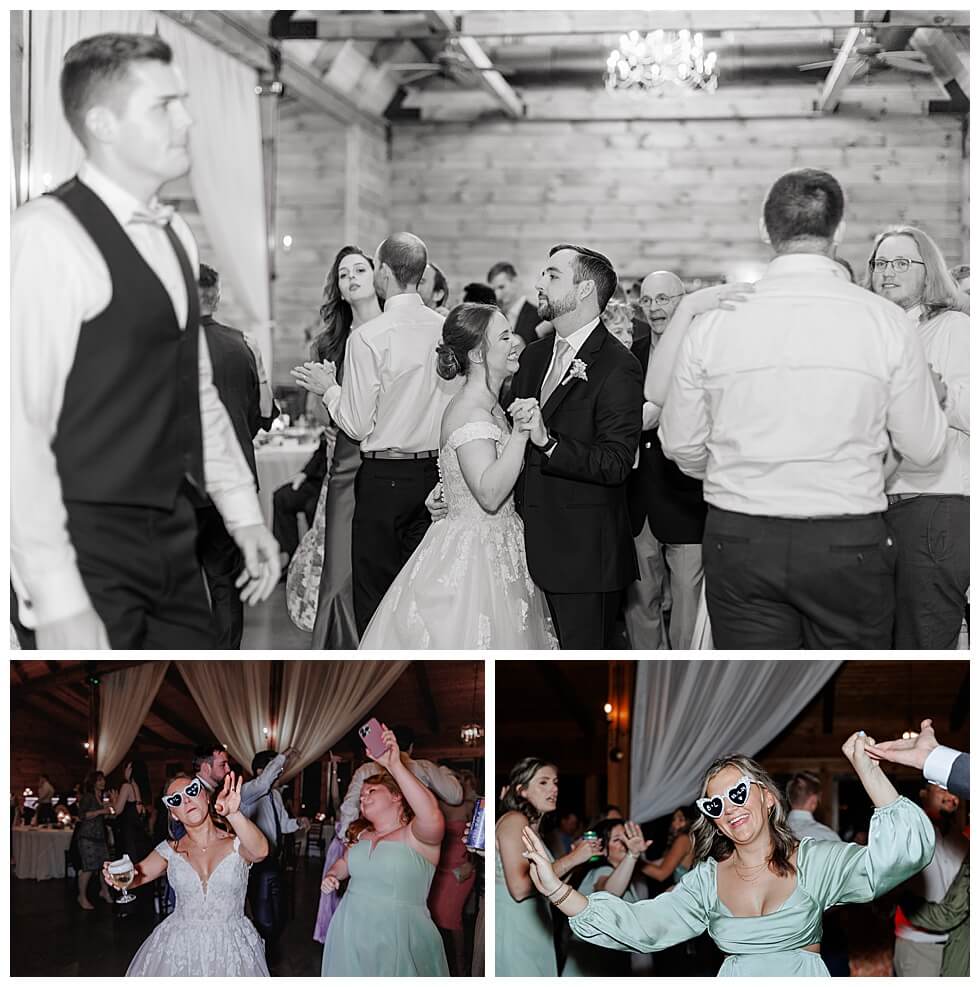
[{"left": 435, "top": 302, "right": 500, "bottom": 381}]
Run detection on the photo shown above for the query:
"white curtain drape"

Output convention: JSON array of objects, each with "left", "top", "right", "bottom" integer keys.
[
  {"left": 630, "top": 660, "right": 842, "bottom": 822},
  {"left": 177, "top": 660, "right": 271, "bottom": 772},
  {"left": 275, "top": 660, "right": 411, "bottom": 784},
  {"left": 97, "top": 661, "right": 171, "bottom": 774},
  {"left": 26, "top": 11, "right": 272, "bottom": 366}
]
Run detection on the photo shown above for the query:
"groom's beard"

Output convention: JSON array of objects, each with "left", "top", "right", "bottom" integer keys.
[{"left": 537, "top": 288, "right": 577, "bottom": 322}]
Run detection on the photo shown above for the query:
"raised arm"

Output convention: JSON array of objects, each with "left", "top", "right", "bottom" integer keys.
[
  {"left": 597, "top": 822, "right": 652, "bottom": 897},
  {"left": 645, "top": 283, "right": 754, "bottom": 406},
  {"left": 370, "top": 725, "right": 443, "bottom": 846},
  {"left": 522, "top": 826, "right": 709, "bottom": 952},
  {"left": 239, "top": 750, "right": 290, "bottom": 814},
  {"left": 110, "top": 782, "right": 132, "bottom": 817},
  {"left": 216, "top": 773, "right": 269, "bottom": 863},
  {"left": 640, "top": 832, "right": 691, "bottom": 883},
  {"left": 414, "top": 759, "right": 464, "bottom": 806}
]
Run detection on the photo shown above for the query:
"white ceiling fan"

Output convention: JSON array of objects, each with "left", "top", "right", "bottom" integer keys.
[
  {"left": 386, "top": 42, "right": 485, "bottom": 86},
  {"left": 799, "top": 31, "right": 934, "bottom": 79}
]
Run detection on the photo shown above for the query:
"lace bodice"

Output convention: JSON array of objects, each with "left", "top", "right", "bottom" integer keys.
[
  {"left": 440, "top": 419, "right": 517, "bottom": 522},
  {"left": 156, "top": 837, "right": 251, "bottom": 924}
]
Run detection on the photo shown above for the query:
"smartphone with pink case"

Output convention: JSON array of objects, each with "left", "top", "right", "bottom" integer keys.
[{"left": 358, "top": 718, "right": 387, "bottom": 759}]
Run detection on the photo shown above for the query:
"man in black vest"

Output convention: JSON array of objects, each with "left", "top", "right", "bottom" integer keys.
[
  {"left": 196, "top": 264, "right": 279, "bottom": 648},
  {"left": 508, "top": 244, "right": 643, "bottom": 648},
  {"left": 10, "top": 33, "right": 280, "bottom": 649}
]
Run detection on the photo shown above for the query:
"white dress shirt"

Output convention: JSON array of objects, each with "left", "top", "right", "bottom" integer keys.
[
  {"left": 659, "top": 254, "right": 948, "bottom": 517},
  {"left": 11, "top": 161, "right": 261, "bottom": 627},
  {"left": 887, "top": 306, "right": 969, "bottom": 496},
  {"left": 541, "top": 317, "right": 601, "bottom": 389},
  {"left": 786, "top": 809, "right": 842, "bottom": 843},
  {"left": 336, "top": 757, "right": 463, "bottom": 840},
  {"left": 322, "top": 294, "right": 458, "bottom": 453},
  {"left": 923, "top": 745, "right": 964, "bottom": 791}
]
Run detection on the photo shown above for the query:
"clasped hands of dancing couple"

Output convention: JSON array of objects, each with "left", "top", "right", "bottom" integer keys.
[{"left": 517, "top": 732, "right": 935, "bottom": 978}]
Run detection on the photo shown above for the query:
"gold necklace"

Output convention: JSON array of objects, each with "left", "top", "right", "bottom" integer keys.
[{"left": 732, "top": 857, "right": 769, "bottom": 882}]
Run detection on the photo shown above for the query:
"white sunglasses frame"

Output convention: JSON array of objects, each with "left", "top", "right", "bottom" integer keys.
[
  {"left": 161, "top": 779, "right": 203, "bottom": 810},
  {"left": 696, "top": 774, "right": 759, "bottom": 819}
]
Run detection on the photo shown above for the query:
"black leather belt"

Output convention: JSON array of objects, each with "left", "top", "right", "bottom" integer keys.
[
  {"left": 887, "top": 493, "right": 923, "bottom": 506},
  {"left": 361, "top": 450, "right": 438, "bottom": 460}
]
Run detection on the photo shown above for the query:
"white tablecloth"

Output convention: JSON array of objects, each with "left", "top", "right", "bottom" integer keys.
[
  {"left": 255, "top": 441, "right": 319, "bottom": 529},
  {"left": 12, "top": 826, "right": 74, "bottom": 880}
]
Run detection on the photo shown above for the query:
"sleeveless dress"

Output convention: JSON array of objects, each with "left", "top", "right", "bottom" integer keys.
[
  {"left": 568, "top": 796, "right": 935, "bottom": 977},
  {"left": 321, "top": 839, "right": 449, "bottom": 976},
  {"left": 562, "top": 865, "right": 639, "bottom": 977},
  {"left": 126, "top": 837, "right": 269, "bottom": 976},
  {"left": 496, "top": 839, "right": 557, "bottom": 976},
  {"left": 359, "top": 419, "right": 558, "bottom": 649}
]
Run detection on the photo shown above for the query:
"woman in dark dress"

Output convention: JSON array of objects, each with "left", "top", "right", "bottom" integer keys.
[
  {"left": 111, "top": 759, "right": 153, "bottom": 864},
  {"left": 291, "top": 245, "right": 382, "bottom": 649},
  {"left": 76, "top": 770, "right": 114, "bottom": 910}
]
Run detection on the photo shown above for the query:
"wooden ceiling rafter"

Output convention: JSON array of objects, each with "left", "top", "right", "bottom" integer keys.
[{"left": 10, "top": 660, "right": 149, "bottom": 697}]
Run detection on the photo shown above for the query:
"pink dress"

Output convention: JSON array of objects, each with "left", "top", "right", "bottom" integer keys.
[{"left": 427, "top": 819, "right": 476, "bottom": 931}]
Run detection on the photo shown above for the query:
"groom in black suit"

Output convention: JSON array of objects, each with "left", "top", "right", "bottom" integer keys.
[{"left": 508, "top": 244, "right": 643, "bottom": 648}]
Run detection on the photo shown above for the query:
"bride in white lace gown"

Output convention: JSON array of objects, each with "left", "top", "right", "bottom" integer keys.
[
  {"left": 360, "top": 303, "right": 557, "bottom": 649},
  {"left": 104, "top": 773, "right": 270, "bottom": 977}
]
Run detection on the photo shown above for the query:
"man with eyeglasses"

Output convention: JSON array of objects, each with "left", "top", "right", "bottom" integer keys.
[
  {"left": 659, "top": 169, "right": 947, "bottom": 649},
  {"left": 867, "top": 226, "right": 970, "bottom": 650},
  {"left": 626, "top": 270, "right": 706, "bottom": 650}
]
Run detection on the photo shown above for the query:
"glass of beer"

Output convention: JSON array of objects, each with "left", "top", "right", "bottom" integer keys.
[{"left": 108, "top": 854, "right": 136, "bottom": 904}]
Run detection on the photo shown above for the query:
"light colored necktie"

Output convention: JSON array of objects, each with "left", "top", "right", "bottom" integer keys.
[
  {"left": 129, "top": 203, "right": 176, "bottom": 227},
  {"left": 540, "top": 336, "right": 571, "bottom": 406}
]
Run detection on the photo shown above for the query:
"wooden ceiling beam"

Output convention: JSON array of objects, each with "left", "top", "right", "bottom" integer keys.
[
  {"left": 148, "top": 698, "right": 208, "bottom": 749},
  {"left": 163, "top": 11, "right": 384, "bottom": 132},
  {"left": 422, "top": 9, "right": 524, "bottom": 119},
  {"left": 532, "top": 661, "right": 596, "bottom": 740},
  {"left": 910, "top": 27, "right": 970, "bottom": 99},
  {"left": 457, "top": 11, "right": 886, "bottom": 38},
  {"left": 412, "top": 663, "right": 441, "bottom": 736},
  {"left": 11, "top": 660, "right": 150, "bottom": 698},
  {"left": 11, "top": 661, "right": 24, "bottom": 685}
]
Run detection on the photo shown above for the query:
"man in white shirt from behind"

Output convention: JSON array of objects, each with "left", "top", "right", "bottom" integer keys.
[
  {"left": 786, "top": 772, "right": 841, "bottom": 844},
  {"left": 10, "top": 33, "right": 279, "bottom": 649},
  {"left": 660, "top": 167, "right": 947, "bottom": 649},
  {"left": 298, "top": 233, "right": 459, "bottom": 635}
]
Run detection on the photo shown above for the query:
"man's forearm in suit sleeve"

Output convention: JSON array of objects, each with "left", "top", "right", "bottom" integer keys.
[
  {"left": 541, "top": 364, "right": 643, "bottom": 485},
  {"left": 240, "top": 752, "right": 288, "bottom": 813}
]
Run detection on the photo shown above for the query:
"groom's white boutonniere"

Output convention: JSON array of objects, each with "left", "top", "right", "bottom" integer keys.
[{"left": 566, "top": 359, "right": 588, "bottom": 384}]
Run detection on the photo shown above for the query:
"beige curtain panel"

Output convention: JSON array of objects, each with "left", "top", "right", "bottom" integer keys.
[
  {"left": 97, "top": 661, "right": 171, "bottom": 774},
  {"left": 177, "top": 660, "right": 272, "bottom": 772},
  {"left": 275, "top": 660, "right": 411, "bottom": 784}
]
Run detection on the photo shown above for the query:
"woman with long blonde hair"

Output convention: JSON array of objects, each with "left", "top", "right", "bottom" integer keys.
[{"left": 522, "top": 734, "right": 935, "bottom": 977}]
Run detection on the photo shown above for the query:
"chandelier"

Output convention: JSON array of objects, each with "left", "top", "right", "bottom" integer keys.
[
  {"left": 459, "top": 661, "right": 484, "bottom": 747},
  {"left": 605, "top": 29, "right": 719, "bottom": 94}
]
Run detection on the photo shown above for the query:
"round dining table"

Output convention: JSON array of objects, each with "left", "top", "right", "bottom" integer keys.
[
  {"left": 12, "top": 825, "right": 74, "bottom": 880},
  {"left": 254, "top": 438, "right": 321, "bottom": 529}
]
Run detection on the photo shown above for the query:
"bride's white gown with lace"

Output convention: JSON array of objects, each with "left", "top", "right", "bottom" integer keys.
[
  {"left": 126, "top": 837, "right": 269, "bottom": 977},
  {"left": 360, "top": 419, "right": 558, "bottom": 649}
]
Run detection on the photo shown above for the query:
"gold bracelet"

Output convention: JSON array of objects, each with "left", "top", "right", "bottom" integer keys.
[
  {"left": 547, "top": 882, "right": 567, "bottom": 901},
  {"left": 553, "top": 885, "right": 574, "bottom": 907}
]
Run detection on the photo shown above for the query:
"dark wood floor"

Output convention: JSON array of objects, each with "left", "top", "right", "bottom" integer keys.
[
  {"left": 243, "top": 583, "right": 313, "bottom": 650},
  {"left": 12, "top": 852, "right": 328, "bottom": 976}
]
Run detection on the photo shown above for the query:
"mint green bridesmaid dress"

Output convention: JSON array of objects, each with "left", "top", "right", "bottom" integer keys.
[
  {"left": 495, "top": 843, "right": 558, "bottom": 976},
  {"left": 569, "top": 796, "right": 934, "bottom": 977},
  {"left": 321, "top": 840, "right": 449, "bottom": 976}
]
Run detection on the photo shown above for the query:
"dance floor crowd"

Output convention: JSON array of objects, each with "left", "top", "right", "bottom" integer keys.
[{"left": 10, "top": 31, "right": 969, "bottom": 650}]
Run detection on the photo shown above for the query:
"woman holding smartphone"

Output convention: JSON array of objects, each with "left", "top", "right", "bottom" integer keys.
[
  {"left": 320, "top": 725, "right": 449, "bottom": 976},
  {"left": 522, "top": 734, "right": 935, "bottom": 977},
  {"left": 496, "top": 758, "right": 602, "bottom": 976}
]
